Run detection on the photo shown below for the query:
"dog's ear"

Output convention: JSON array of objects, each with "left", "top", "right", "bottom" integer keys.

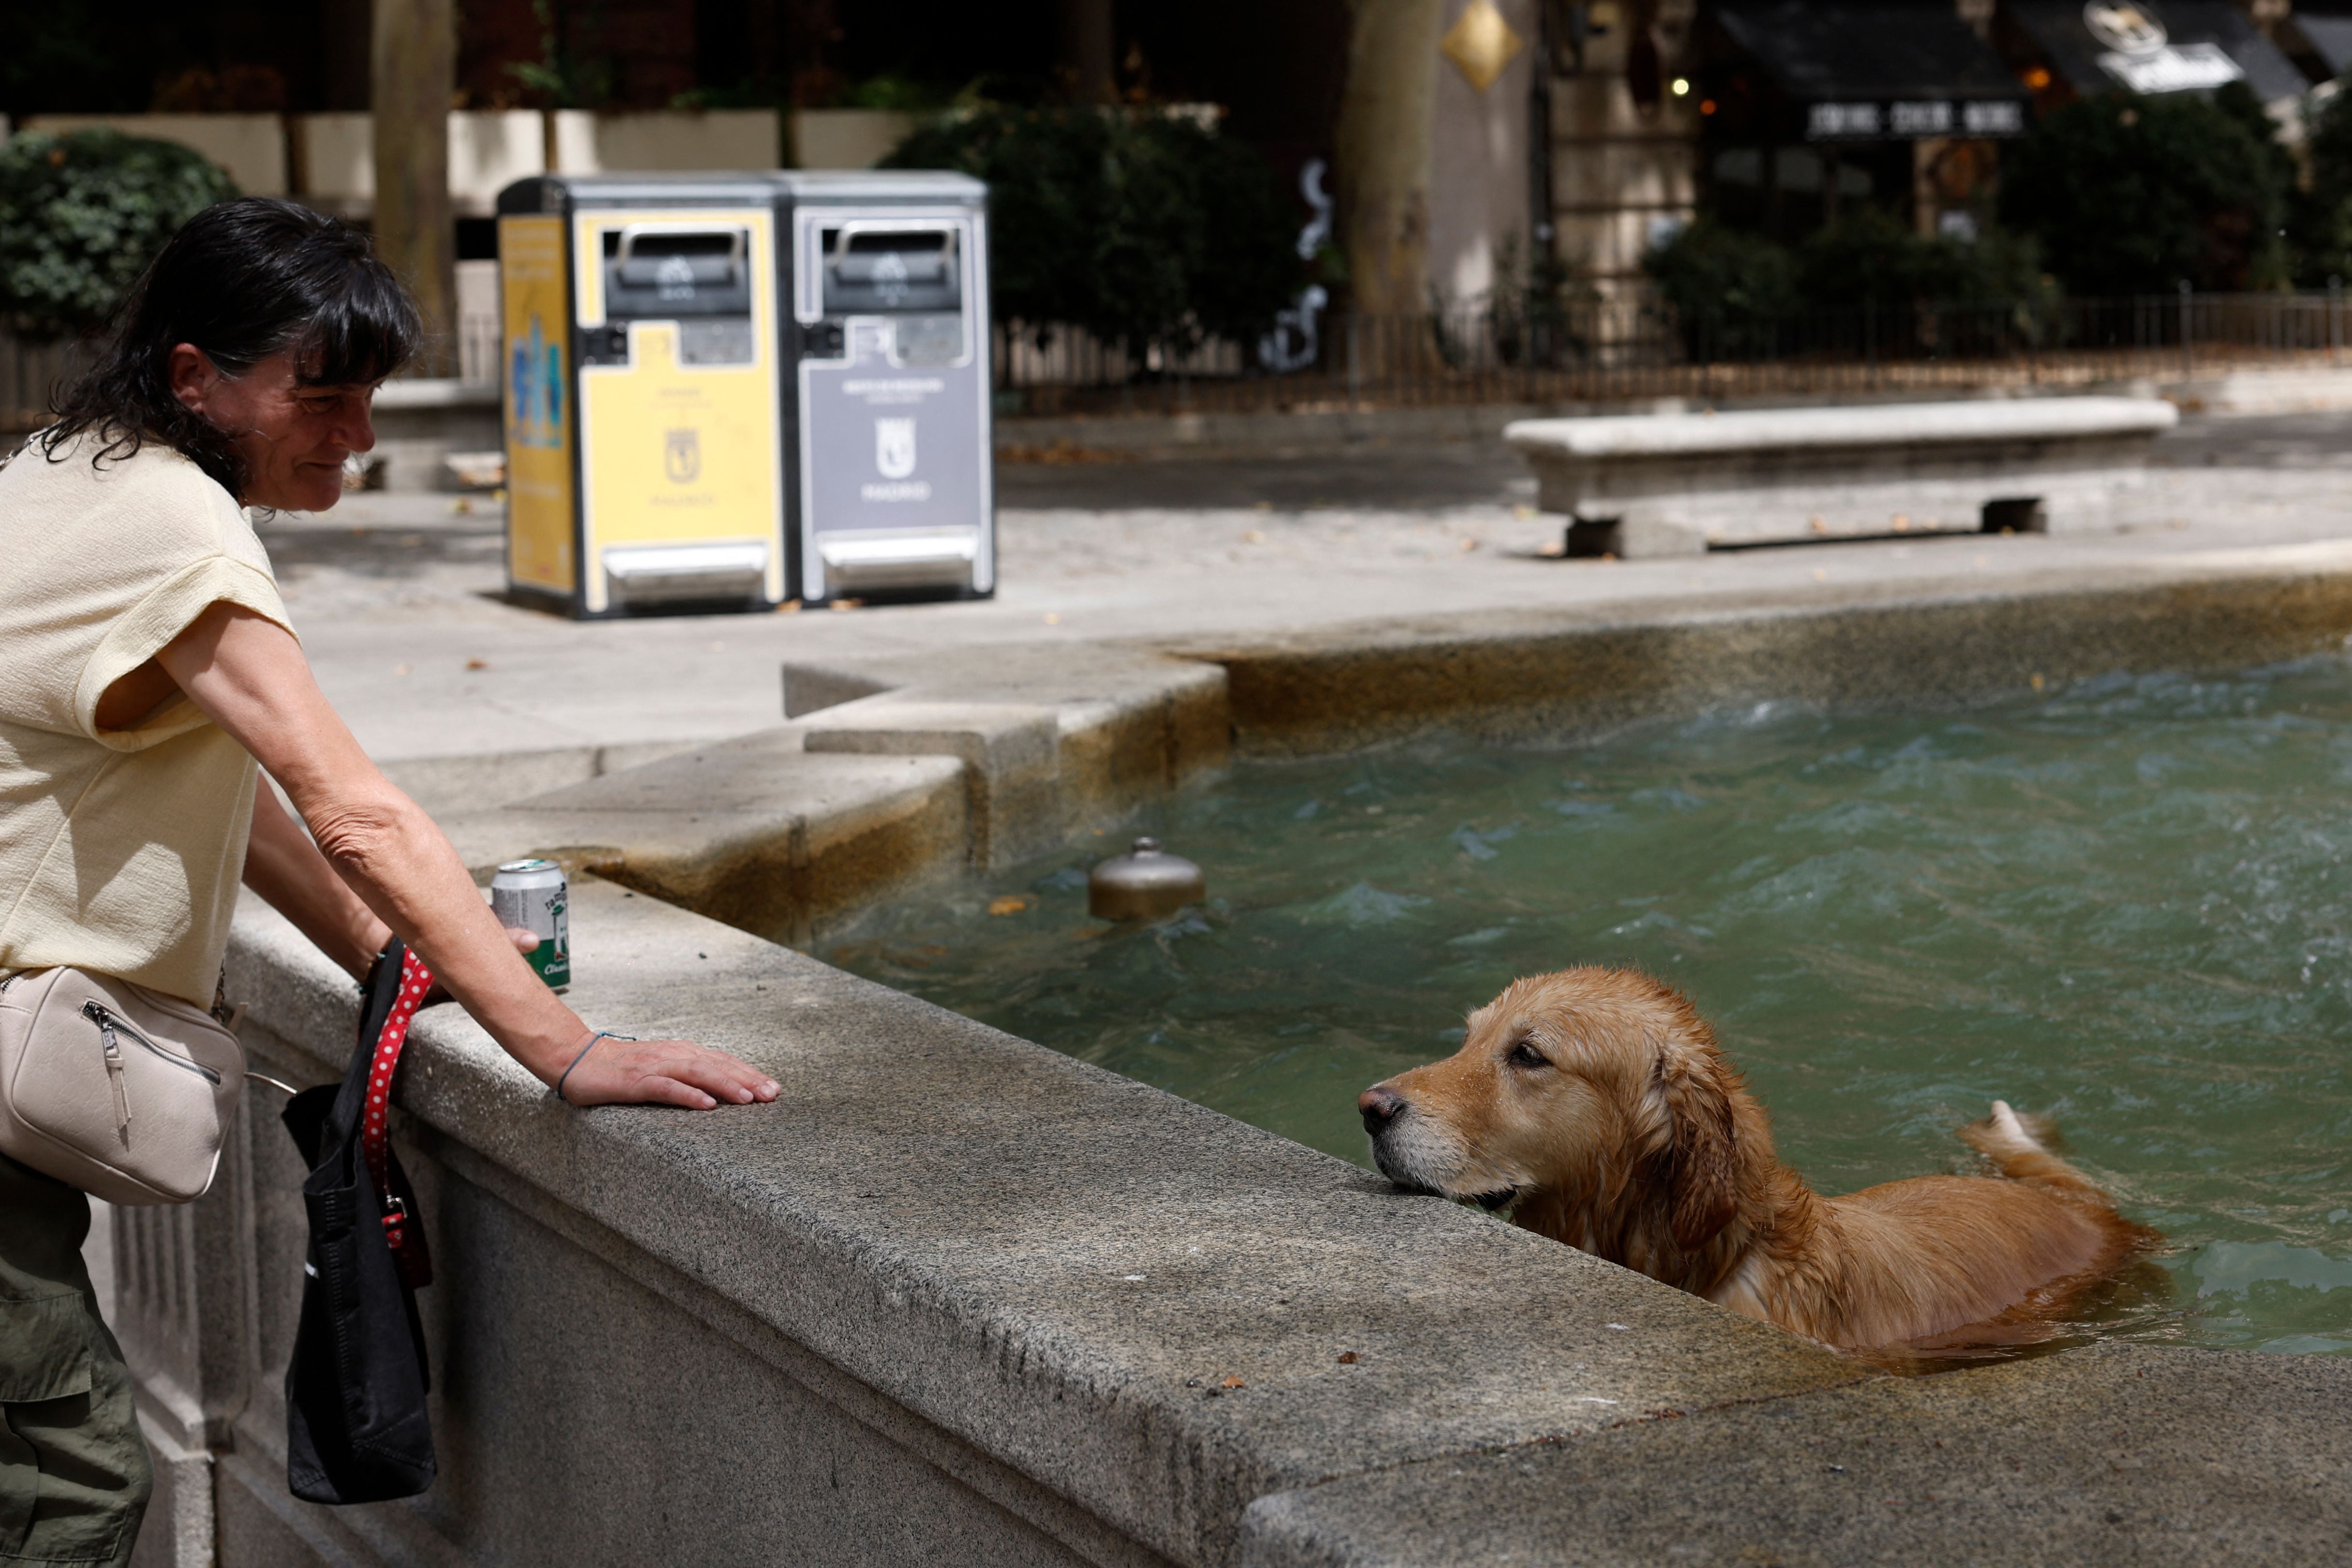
[{"left": 1654, "top": 1045, "right": 1740, "bottom": 1250}]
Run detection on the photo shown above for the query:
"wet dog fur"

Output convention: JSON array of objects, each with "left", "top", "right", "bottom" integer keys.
[{"left": 1359, "top": 967, "right": 2153, "bottom": 1352}]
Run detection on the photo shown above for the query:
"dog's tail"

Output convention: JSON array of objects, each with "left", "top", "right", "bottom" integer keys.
[{"left": 1959, "top": 1101, "right": 2117, "bottom": 1210}]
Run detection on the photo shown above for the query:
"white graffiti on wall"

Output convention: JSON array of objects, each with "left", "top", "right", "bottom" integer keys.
[{"left": 1259, "top": 159, "right": 1334, "bottom": 373}]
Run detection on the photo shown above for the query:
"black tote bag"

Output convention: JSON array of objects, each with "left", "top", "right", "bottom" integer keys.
[{"left": 278, "top": 938, "right": 437, "bottom": 1505}]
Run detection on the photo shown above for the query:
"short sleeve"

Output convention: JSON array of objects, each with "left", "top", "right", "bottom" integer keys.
[{"left": 71, "top": 555, "right": 296, "bottom": 751}]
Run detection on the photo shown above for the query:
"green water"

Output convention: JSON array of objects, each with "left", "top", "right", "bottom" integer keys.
[{"left": 826, "top": 662, "right": 2352, "bottom": 1358}]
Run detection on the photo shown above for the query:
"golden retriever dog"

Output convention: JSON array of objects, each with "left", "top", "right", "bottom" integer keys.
[{"left": 1358, "top": 967, "right": 2152, "bottom": 1353}]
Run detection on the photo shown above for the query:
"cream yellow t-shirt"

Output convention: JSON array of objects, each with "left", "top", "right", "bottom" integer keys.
[{"left": 0, "top": 432, "right": 293, "bottom": 1005}]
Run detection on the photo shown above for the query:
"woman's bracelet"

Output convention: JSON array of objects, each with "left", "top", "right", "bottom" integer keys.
[{"left": 555, "top": 1030, "right": 636, "bottom": 1105}]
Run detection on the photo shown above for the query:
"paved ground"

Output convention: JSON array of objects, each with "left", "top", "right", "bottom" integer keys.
[{"left": 271, "top": 412, "right": 2352, "bottom": 781}]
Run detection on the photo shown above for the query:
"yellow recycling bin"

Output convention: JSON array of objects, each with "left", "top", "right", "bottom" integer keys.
[{"left": 496, "top": 174, "right": 789, "bottom": 617}]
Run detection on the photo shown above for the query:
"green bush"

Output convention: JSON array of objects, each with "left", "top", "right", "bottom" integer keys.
[
  {"left": 1998, "top": 86, "right": 2289, "bottom": 295},
  {"left": 1646, "top": 210, "right": 2054, "bottom": 358},
  {"left": 1641, "top": 220, "right": 1797, "bottom": 357},
  {"left": 1793, "top": 208, "right": 2052, "bottom": 312},
  {"left": 882, "top": 106, "right": 1301, "bottom": 356},
  {"left": 2297, "top": 77, "right": 2352, "bottom": 284},
  {"left": 0, "top": 130, "right": 238, "bottom": 341}
]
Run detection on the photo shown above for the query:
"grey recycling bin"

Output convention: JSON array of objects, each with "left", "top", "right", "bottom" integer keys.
[{"left": 780, "top": 171, "right": 995, "bottom": 604}]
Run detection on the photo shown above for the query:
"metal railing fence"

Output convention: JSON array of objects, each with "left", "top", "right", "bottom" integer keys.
[
  {"left": 992, "top": 288, "right": 2352, "bottom": 418},
  {"left": 12, "top": 288, "right": 2349, "bottom": 434}
]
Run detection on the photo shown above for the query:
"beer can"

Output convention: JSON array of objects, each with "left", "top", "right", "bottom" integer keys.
[{"left": 490, "top": 858, "right": 571, "bottom": 987}]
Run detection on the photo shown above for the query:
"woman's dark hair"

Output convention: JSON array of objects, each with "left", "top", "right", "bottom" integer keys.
[{"left": 43, "top": 196, "right": 421, "bottom": 496}]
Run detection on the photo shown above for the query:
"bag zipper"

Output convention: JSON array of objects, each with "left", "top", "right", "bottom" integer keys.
[{"left": 81, "top": 1000, "right": 223, "bottom": 1084}]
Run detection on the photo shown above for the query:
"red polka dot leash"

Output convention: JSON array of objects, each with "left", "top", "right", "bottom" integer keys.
[{"left": 362, "top": 946, "right": 433, "bottom": 1262}]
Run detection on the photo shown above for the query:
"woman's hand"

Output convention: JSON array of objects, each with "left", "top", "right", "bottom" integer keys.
[
  {"left": 163, "top": 603, "right": 780, "bottom": 1112},
  {"left": 555, "top": 1031, "right": 780, "bottom": 1109}
]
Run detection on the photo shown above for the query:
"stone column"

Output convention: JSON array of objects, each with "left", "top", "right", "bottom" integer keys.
[
  {"left": 1336, "top": 0, "right": 1445, "bottom": 319},
  {"left": 1426, "top": 0, "right": 1535, "bottom": 307},
  {"left": 373, "top": 0, "right": 456, "bottom": 377}
]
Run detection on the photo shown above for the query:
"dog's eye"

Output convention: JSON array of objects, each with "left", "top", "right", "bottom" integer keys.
[{"left": 1506, "top": 1040, "right": 1548, "bottom": 1070}]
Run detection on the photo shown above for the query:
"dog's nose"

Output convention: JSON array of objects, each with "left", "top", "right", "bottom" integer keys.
[{"left": 1358, "top": 1085, "right": 1406, "bottom": 1135}]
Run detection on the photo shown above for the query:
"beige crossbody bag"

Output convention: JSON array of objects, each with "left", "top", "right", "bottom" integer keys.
[{"left": 0, "top": 966, "right": 244, "bottom": 1205}]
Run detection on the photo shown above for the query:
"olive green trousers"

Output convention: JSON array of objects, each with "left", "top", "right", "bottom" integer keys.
[{"left": 0, "top": 1154, "right": 149, "bottom": 1567}]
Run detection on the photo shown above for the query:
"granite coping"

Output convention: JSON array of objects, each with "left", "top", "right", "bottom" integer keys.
[
  {"left": 227, "top": 878, "right": 1866, "bottom": 1568},
  {"left": 1239, "top": 1340, "right": 2352, "bottom": 1567},
  {"left": 1181, "top": 548, "right": 2352, "bottom": 752},
  {"left": 431, "top": 734, "right": 970, "bottom": 943},
  {"left": 427, "top": 642, "right": 1230, "bottom": 940}
]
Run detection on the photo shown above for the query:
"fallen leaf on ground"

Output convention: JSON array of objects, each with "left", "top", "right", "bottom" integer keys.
[{"left": 987, "top": 896, "right": 1029, "bottom": 916}]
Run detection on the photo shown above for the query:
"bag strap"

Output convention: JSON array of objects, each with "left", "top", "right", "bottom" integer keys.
[{"left": 361, "top": 947, "right": 434, "bottom": 1261}]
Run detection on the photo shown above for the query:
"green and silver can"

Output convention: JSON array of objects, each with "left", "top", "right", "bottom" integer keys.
[{"left": 491, "top": 858, "right": 571, "bottom": 987}]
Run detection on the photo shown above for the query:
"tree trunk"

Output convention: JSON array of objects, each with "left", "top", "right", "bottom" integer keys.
[
  {"left": 1335, "top": 0, "right": 1443, "bottom": 319},
  {"left": 1060, "top": 0, "right": 1117, "bottom": 105},
  {"left": 374, "top": 0, "right": 456, "bottom": 378}
]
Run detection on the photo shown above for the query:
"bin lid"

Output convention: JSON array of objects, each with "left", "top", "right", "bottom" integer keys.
[
  {"left": 499, "top": 169, "right": 985, "bottom": 216},
  {"left": 497, "top": 172, "right": 781, "bottom": 214},
  {"left": 774, "top": 169, "right": 986, "bottom": 204}
]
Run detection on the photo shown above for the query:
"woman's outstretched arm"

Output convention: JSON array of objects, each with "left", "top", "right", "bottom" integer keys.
[
  {"left": 244, "top": 783, "right": 542, "bottom": 987},
  {"left": 243, "top": 782, "right": 394, "bottom": 981},
  {"left": 155, "top": 601, "right": 778, "bottom": 1111}
]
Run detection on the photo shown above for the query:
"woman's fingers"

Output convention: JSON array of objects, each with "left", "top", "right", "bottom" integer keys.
[{"left": 559, "top": 1037, "right": 779, "bottom": 1110}]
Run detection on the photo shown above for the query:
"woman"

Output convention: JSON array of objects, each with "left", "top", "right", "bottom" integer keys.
[{"left": 0, "top": 198, "right": 777, "bottom": 1563}]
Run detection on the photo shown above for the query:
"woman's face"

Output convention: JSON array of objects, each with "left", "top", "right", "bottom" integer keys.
[{"left": 168, "top": 344, "right": 378, "bottom": 511}]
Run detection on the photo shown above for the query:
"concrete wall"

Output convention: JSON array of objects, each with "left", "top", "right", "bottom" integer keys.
[
  {"left": 793, "top": 109, "right": 922, "bottom": 170},
  {"left": 15, "top": 114, "right": 289, "bottom": 194}
]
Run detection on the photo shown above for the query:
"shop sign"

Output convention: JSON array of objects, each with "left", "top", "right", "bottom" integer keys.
[{"left": 1807, "top": 99, "right": 2026, "bottom": 140}]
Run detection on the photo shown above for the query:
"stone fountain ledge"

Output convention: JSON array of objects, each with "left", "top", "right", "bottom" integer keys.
[
  {"left": 159, "top": 879, "right": 2349, "bottom": 1568},
  {"left": 189, "top": 880, "right": 1863, "bottom": 1568},
  {"left": 111, "top": 542, "right": 2352, "bottom": 1567},
  {"left": 430, "top": 642, "right": 1230, "bottom": 945},
  {"left": 432, "top": 539, "right": 2352, "bottom": 948}
]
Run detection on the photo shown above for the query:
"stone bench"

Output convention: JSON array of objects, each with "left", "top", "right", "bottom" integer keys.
[{"left": 1504, "top": 397, "right": 2180, "bottom": 558}]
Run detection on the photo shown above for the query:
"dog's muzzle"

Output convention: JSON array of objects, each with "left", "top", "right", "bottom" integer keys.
[
  {"left": 1359, "top": 1084, "right": 1419, "bottom": 1187},
  {"left": 1361, "top": 1084, "right": 1520, "bottom": 1211},
  {"left": 1358, "top": 1084, "right": 1407, "bottom": 1135}
]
